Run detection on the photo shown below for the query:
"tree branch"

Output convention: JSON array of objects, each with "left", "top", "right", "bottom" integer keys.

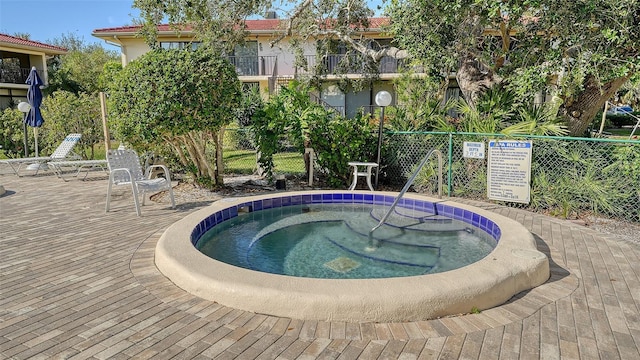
[
  {"left": 318, "top": 29, "right": 409, "bottom": 61},
  {"left": 269, "top": 0, "right": 314, "bottom": 47}
]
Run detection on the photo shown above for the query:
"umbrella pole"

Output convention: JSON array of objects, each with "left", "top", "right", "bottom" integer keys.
[
  {"left": 34, "top": 127, "right": 39, "bottom": 157},
  {"left": 23, "top": 121, "right": 29, "bottom": 157}
]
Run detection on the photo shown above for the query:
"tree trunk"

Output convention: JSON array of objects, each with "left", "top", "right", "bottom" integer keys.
[
  {"left": 455, "top": 57, "right": 502, "bottom": 108},
  {"left": 187, "top": 131, "right": 216, "bottom": 181},
  {"left": 165, "top": 135, "right": 190, "bottom": 170},
  {"left": 560, "top": 74, "right": 632, "bottom": 136}
]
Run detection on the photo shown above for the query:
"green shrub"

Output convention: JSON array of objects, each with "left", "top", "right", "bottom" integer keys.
[
  {"left": 308, "top": 111, "right": 378, "bottom": 188},
  {"left": 0, "top": 108, "right": 29, "bottom": 158}
]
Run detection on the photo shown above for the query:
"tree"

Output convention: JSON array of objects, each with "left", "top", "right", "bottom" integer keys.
[
  {"left": 11, "top": 32, "right": 31, "bottom": 40},
  {"left": 388, "top": 0, "right": 639, "bottom": 136},
  {"left": 108, "top": 47, "right": 242, "bottom": 186},
  {"left": 46, "top": 33, "right": 119, "bottom": 96},
  {"left": 132, "top": 1, "right": 638, "bottom": 136},
  {"left": 132, "top": 0, "right": 404, "bottom": 73},
  {"left": 41, "top": 91, "right": 103, "bottom": 159}
]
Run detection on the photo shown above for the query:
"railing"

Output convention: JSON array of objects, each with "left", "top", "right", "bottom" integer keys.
[
  {"left": 227, "top": 56, "right": 276, "bottom": 76},
  {"left": 0, "top": 66, "right": 41, "bottom": 84},
  {"left": 369, "top": 149, "right": 443, "bottom": 239},
  {"left": 295, "top": 54, "right": 408, "bottom": 76}
]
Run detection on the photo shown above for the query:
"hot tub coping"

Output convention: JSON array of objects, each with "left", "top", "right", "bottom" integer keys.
[{"left": 155, "top": 190, "right": 549, "bottom": 322}]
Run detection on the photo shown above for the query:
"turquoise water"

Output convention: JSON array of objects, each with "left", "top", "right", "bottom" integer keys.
[{"left": 196, "top": 204, "right": 496, "bottom": 279}]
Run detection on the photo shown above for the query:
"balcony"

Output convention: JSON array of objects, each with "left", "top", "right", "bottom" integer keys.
[
  {"left": 295, "top": 54, "right": 409, "bottom": 76},
  {"left": 227, "top": 56, "right": 276, "bottom": 77},
  {"left": 227, "top": 54, "right": 413, "bottom": 82},
  {"left": 0, "top": 66, "right": 42, "bottom": 85}
]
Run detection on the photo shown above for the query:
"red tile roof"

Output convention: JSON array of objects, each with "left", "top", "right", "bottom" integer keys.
[
  {"left": 93, "top": 17, "right": 389, "bottom": 34},
  {"left": 0, "top": 33, "right": 67, "bottom": 53}
]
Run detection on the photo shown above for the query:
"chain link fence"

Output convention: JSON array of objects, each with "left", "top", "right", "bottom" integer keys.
[
  {"left": 223, "top": 128, "right": 640, "bottom": 222},
  {"left": 384, "top": 132, "right": 640, "bottom": 223}
]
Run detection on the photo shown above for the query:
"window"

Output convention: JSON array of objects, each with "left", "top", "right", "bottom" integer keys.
[{"left": 159, "top": 42, "right": 201, "bottom": 50}]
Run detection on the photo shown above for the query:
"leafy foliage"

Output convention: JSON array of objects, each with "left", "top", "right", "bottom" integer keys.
[
  {"left": 251, "top": 82, "right": 327, "bottom": 180},
  {"left": 388, "top": 74, "right": 452, "bottom": 131},
  {"left": 525, "top": 140, "right": 637, "bottom": 220},
  {"left": 0, "top": 108, "right": 29, "bottom": 158},
  {"left": 41, "top": 91, "right": 103, "bottom": 159},
  {"left": 108, "top": 47, "right": 242, "bottom": 185},
  {"left": 307, "top": 110, "right": 378, "bottom": 187},
  {"left": 433, "top": 85, "right": 568, "bottom": 136},
  {"left": 46, "top": 33, "right": 119, "bottom": 96},
  {"left": 388, "top": 0, "right": 640, "bottom": 135}
]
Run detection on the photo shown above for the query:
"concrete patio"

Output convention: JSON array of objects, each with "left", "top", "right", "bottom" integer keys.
[{"left": 0, "top": 171, "right": 638, "bottom": 359}]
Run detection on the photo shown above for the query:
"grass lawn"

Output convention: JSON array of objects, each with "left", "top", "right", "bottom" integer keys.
[
  {"left": 606, "top": 127, "right": 637, "bottom": 136},
  {"left": 223, "top": 149, "right": 305, "bottom": 175}
]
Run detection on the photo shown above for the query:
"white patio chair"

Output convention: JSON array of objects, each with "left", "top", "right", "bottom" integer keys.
[
  {"left": 0, "top": 133, "right": 81, "bottom": 176},
  {"left": 105, "top": 149, "right": 176, "bottom": 216}
]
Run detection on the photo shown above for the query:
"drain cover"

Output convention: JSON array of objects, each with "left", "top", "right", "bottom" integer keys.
[{"left": 324, "top": 257, "right": 360, "bottom": 273}]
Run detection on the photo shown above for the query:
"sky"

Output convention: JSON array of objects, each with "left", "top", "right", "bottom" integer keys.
[
  {"left": 0, "top": 0, "right": 385, "bottom": 50},
  {"left": 0, "top": 0, "right": 140, "bottom": 49}
]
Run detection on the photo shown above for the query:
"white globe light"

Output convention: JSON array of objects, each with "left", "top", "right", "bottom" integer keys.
[
  {"left": 375, "top": 91, "right": 392, "bottom": 107},
  {"left": 17, "top": 102, "right": 31, "bottom": 113}
]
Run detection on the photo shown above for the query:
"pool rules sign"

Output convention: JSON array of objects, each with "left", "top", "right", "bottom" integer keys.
[{"left": 487, "top": 140, "right": 532, "bottom": 204}]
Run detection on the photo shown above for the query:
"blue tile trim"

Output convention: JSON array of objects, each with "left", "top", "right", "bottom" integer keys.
[
  {"left": 263, "top": 199, "right": 273, "bottom": 209},
  {"left": 189, "top": 192, "right": 502, "bottom": 247}
]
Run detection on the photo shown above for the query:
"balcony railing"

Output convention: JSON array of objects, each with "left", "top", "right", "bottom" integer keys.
[
  {"left": 227, "top": 56, "right": 276, "bottom": 76},
  {"left": 0, "top": 66, "right": 42, "bottom": 84},
  {"left": 295, "top": 54, "right": 409, "bottom": 76}
]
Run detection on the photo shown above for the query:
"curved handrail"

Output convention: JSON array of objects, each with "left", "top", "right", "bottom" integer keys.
[{"left": 369, "top": 149, "right": 443, "bottom": 238}]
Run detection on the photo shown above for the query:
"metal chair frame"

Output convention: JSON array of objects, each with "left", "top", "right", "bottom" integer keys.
[{"left": 105, "top": 149, "right": 175, "bottom": 216}]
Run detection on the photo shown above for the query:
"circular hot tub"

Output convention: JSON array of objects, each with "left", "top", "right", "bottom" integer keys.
[{"left": 155, "top": 191, "right": 549, "bottom": 322}]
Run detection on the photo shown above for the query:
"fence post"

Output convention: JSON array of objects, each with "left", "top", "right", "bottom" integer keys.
[
  {"left": 305, "top": 148, "right": 314, "bottom": 186},
  {"left": 447, "top": 133, "right": 453, "bottom": 197}
]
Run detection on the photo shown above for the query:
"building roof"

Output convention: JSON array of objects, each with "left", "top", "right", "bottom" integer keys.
[
  {"left": 0, "top": 33, "right": 67, "bottom": 54},
  {"left": 92, "top": 17, "right": 389, "bottom": 36}
]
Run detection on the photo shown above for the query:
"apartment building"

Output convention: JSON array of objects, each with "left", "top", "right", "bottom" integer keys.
[
  {"left": 92, "top": 17, "right": 403, "bottom": 118},
  {"left": 0, "top": 34, "right": 67, "bottom": 109}
]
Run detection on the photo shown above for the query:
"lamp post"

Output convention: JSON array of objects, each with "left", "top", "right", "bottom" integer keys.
[
  {"left": 17, "top": 101, "right": 31, "bottom": 157},
  {"left": 374, "top": 90, "right": 392, "bottom": 189}
]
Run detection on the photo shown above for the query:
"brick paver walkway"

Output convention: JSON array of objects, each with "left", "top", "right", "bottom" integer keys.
[{"left": 0, "top": 172, "right": 638, "bottom": 359}]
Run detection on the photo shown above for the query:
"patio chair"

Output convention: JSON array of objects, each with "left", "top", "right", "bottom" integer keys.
[
  {"left": 0, "top": 133, "right": 82, "bottom": 176},
  {"left": 105, "top": 149, "right": 176, "bottom": 216}
]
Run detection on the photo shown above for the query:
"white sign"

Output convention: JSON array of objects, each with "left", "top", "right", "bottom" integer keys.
[
  {"left": 487, "top": 140, "right": 532, "bottom": 204},
  {"left": 463, "top": 141, "right": 485, "bottom": 159}
]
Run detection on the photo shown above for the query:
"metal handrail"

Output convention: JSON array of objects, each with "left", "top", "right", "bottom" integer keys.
[{"left": 369, "top": 149, "right": 443, "bottom": 238}]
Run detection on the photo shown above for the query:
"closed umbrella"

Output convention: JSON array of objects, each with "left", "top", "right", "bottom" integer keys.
[{"left": 25, "top": 66, "right": 45, "bottom": 157}]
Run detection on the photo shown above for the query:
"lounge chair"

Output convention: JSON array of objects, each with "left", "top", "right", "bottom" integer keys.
[
  {"left": 48, "top": 159, "right": 109, "bottom": 181},
  {"left": 105, "top": 149, "right": 176, "bottom": 216},
  {"left": 0, "top": 133, "right": 82, "bottom": 176}
]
